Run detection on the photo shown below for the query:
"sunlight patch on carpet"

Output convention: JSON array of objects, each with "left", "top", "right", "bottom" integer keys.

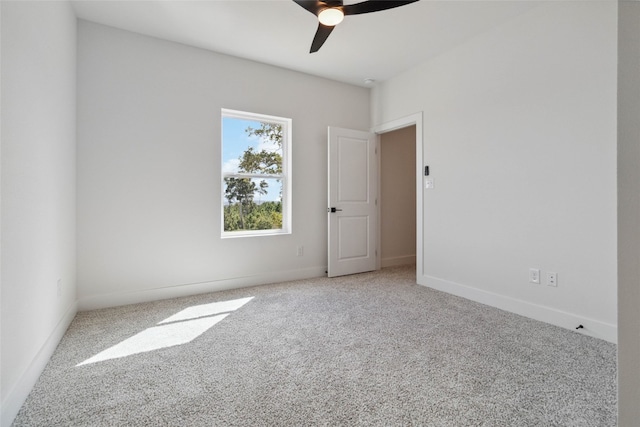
[
  {"left": 77, "top": 297, "right": 254, "bottom": 366},
  {"left": 159, "top": 297, "right": 254, "bottom": 324}
]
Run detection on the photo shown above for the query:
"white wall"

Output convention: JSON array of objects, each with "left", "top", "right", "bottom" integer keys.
[
  {"left": 76, "top": 21, "right": 370, "bottom": 309},
  {"left": 372, "top": 2, "right": 618, "bottom": 342},
  {"left": 380, "top": 126, "right": 416, "bottom": 267},
  {"left": 617, "top": 1, "right": 640, "bottom": 424},
  {"left": 1, "top": 1, "right": 77, "bottom": 424}
]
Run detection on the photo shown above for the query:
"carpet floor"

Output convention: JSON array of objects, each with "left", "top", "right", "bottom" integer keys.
[{"left": 12, "top": 265, "right": 616, "bottom": 426}]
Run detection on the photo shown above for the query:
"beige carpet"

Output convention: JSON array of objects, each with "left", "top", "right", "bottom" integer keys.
[{"left": 13, "top": 265, "right": 616, "bottom": 426}]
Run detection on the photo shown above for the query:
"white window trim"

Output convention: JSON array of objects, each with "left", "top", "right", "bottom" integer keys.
[{"left": 221, "top": 108, "right": 292, "bottom": 238}]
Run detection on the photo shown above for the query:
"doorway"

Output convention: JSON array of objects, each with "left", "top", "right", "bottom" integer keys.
[
  {"left": 372, "top": 112, "right": 423, "bottom": 281},
  {"left": 379, "top": 125, "right": 417, "bottom": 268},
  {"left": 327, "top": 113, "right": 424, "bottom": 280}
]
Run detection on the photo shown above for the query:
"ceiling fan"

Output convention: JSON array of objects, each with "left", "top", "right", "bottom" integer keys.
[{"left": 294, "top": 0, "right": 420, "bottom": 53}]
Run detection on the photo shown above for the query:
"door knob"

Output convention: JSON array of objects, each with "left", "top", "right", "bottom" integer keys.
[{"left": 328, "top": 207, "right": 343, "bottom": 213}]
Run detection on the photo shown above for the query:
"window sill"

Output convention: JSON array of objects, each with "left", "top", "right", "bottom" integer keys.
[{"left": 221, "top": 229, "right": 291, "bottom": 239}]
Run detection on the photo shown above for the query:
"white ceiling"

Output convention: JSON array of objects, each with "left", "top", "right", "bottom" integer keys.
[{"left": 71, "top": 0, "right": 539, "bottom": 87}]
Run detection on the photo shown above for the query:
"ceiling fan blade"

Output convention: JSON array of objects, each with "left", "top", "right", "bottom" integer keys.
[
  {"left": 293, "top": 0, "right": 322, "bottom": 16},
  {"left": 343, "top": 0, "right": 419, "bottom": 16},
  {"left": 310, "top": 23, "right": 335, "bottom": 53}
]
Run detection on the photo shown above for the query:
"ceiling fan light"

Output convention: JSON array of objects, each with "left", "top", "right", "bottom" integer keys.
[{"left": 318, "top": 8, "right": 344, "bottom": 26}]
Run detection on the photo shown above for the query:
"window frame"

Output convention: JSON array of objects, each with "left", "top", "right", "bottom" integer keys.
[{"left": 221, "top": 108, "right": 292, "bottom": 238}]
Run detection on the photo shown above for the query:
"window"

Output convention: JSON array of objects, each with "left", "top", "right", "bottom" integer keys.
[{"left": 221, "top": 109, "right": 291, "bottom": 237}]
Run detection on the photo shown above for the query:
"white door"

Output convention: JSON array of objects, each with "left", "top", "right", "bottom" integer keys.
[{"left": 327, "top": 127, "right": 377, "bottom": 277}]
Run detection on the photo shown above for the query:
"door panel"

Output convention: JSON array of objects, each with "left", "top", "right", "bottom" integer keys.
[
  {"left": 338, "top": 138, "right": 369, "bottom": 202},
  {"left": 338, "top": 216, "right": 369, "bottom": 260},
  {"left": 328, "top": 127, "right": 377, "bottom": 277}
]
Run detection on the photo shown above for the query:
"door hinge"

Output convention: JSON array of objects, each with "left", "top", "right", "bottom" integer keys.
[{"left": 375, "top": 198, "right": 378, "bottom": 206}]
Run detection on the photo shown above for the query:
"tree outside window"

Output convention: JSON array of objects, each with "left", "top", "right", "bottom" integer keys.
[{"left": 221, "top": 110, "right": 291, "bottom": 237}]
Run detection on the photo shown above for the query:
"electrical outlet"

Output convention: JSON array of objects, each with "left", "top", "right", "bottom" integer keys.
[
  {"left": 529, "top": 268, "right": 540, "bottom": 284},
  {"left": 56, "top": 279, "right": 62, "bottom": 297},
  {"left": 547, "top": 272, "right": 557, "bottom": 287},
  {"left": 296, "top": 246, "right": 304, "bottom": 257}
]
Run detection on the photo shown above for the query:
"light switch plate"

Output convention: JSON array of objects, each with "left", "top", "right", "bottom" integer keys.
[{"left": 425, "top": 178, "right": 434, "bottom": 189}]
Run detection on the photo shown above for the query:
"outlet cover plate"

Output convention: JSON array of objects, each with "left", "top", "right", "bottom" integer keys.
[
  {"left": 529, "top": 268, "right": 540, "bottom": 284},
  {"left": 547, "top": 272, "right": 557, "bottom": 287}
]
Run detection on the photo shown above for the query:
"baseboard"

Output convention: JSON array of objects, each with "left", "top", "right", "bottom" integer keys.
[
  {"left": 418, "top": 274, "right": 617, "bottom": 344},
  {"left": 381, "top": 255, "right": 416, "bottom": 268},
  {"left": 78, "top": 266, "right": 327, "bottom": 311},
  {"left": 1, "top": 301, "right": 78, "bottom": 427}
]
